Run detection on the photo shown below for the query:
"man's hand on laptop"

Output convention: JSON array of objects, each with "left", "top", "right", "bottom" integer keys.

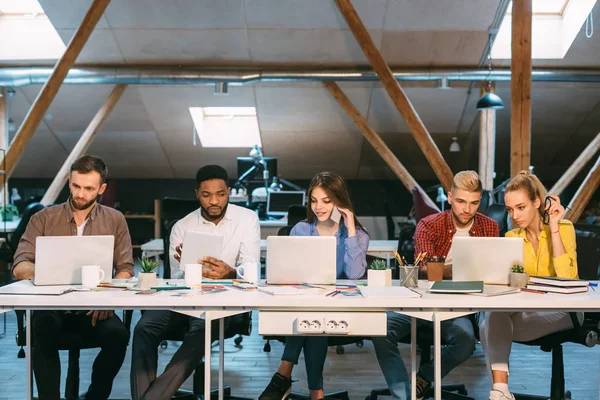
[
  {"left": 200, "top": 257, "right": 236, "bottom": 279},
  {"left": 86, "top": 310, "right": 114, "bottom": 327}
]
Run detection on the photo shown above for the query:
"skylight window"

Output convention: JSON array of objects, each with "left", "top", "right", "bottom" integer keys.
[
  {"left": 189, "top": 107, "right": 263, "bottom": 148},
  {"left": 0, "top": 0, "right": 66, "bottom": 61},
  {"left": 491, "top": 0, "right": 597, "bottom": 59}
]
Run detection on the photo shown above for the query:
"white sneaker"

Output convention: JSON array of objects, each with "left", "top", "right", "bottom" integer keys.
[{"left": 489, "top": 389, "right": 515, "bottom": 400}]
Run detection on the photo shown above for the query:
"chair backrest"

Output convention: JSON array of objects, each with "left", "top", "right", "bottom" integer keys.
[
  {"left": 9, "top": 202, "right": 44, "bottom": 251},
  {"left": 287, "top": 205, "right": 306, "bottom": 227},
  {"left": 485, "top": 203, "right": 509, "bottom": 236},
  {"left": 411, "top": 187, "right": 438, "bottom": 222},
  {"left": 478, "top": 190, "right": 491, "bottom": 215},
  {"left": 161, "top": 197, "right": 198, "bottom": 233},
  {"left": 162, "top": 218, "right": 181, "bottom": 279}
]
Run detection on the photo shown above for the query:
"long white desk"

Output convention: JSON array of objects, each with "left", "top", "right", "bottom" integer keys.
[
  {"left": 2, "top": 281, "right": 600, "bottom": 400},
  {"left": 142, "top": 238, "right": 399, "bottom": 265}
]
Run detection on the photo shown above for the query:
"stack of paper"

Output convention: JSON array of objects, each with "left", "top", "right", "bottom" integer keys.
[
  {"left": 526, "top": 276, "right": 589, "bottom": 294},
  {"left": 0, "top": 280, "right": 74, "bottom": 295}
]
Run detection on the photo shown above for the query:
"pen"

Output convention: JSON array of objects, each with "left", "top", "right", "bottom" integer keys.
[
  {"left": 521, "top": 288, "right": 546, "bottom": 294},
  {"left": 325, "top": 290, "right": 340, "bottom": 297}
]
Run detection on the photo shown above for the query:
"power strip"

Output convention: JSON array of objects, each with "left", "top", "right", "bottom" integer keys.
[{"left": 258, "top": 311, "right": 387, "bottom": 336}]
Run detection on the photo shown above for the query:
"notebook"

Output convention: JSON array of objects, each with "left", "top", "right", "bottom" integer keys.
[
  {"left": 526, "top": 284, "right": 588, "bottom": 294},
  {"left": 528, "top": 276, "right": 589, "bottom": 288},
  {"left": 428, "top": 281, "right": 484, "bottom": 294},
  {"left": 0, "top": 280, "right": 74, "bottom": 295}
]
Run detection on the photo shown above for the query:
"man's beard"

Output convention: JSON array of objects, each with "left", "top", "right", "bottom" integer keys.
[
  {"left": 452, "top": 209, "right": 475, "bottom": 228},
  {"left": 201, "top": 202, "right": 228, "bottom": 221},
  {"left": 71, "top": 196, "right": 97, "bottom": 211}
]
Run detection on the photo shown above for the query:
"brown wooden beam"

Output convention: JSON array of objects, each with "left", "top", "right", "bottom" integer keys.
[
  {"left": 41, "top": 84, "right": 126, "bottom": 206},
  {"left": 323, "top": 81, "right": 440, "bottom": 211},
  {"left": 0, "top": 87, "right": 6, "bottom": 199},
  {"left": 2, "top": 0, "right": 111, "bottom": 178},
  {"left": 510, "top": 0, "right": 532, "bottom": 176},
  {"left": 479, "top": 84, "right": 497, "bottom": 191},
  {"left": 565, "top": 155, "right": 600, "bottom": 222},
  {"left": 332, "top": 0, "right": 454, "bottom": 192},
  {"left": 550, "top": 133, "right": 600, "bottom": 196}
]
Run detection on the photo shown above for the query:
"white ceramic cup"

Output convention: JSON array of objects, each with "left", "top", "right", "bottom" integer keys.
[
  {"left": 81, "top": 265, "right": 105, "bottom": 289},
  {"left": 236, "top": 262, "right": 260, "bottom": 284},
  {"left": 185, "top": 264, "right": 203, "bottom": 287}
]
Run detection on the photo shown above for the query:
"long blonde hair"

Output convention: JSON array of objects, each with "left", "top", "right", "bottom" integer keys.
[{"left": 505, "top": 170, "right": 548, "bottom": 218}]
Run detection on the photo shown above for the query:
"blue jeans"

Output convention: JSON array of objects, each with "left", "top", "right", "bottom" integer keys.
[
  {"left": 281, "top": 336, "right": 328, "bottom": 390},
  {"left": 371, "top": 312, "right": 476, "bottom": 400}
]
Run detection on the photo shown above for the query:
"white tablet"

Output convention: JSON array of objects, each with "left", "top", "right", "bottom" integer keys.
[{"left": 179, "top": 231, "right": 223, "bottom": 271}]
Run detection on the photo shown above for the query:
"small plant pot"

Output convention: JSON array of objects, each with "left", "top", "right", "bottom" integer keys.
[
  {"left": 509, "top": 272, "right": 528, "bottom": 288},
  {"left": 138, "top": 272, "right": 157, "bottom": 290},
  {"left": 368, "top": 269, "right": 392, "bottom": 288}
]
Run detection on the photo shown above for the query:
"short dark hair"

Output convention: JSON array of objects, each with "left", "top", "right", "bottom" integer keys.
[
  {"left": 70, "top": 155, "right": 108, "bottom": 184},
  {"left": 196, "top": 165, "right": 229, "bottom": 187}
]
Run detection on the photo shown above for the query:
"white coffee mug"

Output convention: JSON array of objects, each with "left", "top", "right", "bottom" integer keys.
[
  {"left": 185, "top": 264, "right": 203, "bottom": 287},
  {"left": 236, "top": 262, "right": 260, "bottom": 284},
  {"left": 81, "top": 265, "right": 105, "bottom": 289}
]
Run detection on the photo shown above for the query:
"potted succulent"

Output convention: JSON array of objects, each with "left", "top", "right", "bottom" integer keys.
[
  {"left": 509, "top": 263, "right": 528, "bottom": 288},
  {"left": 0, "top": 204, "right": 19, "bottom": 222},
  {"left": 368, "top": 259, "right": 392, "bottom": 288},
  {"left": 138, "top": 257, "right": 161, "bottom": 290}
]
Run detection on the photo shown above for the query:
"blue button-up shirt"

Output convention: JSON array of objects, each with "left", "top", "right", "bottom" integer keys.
[{"left": 290, "top": 220, "right": 369, "bottom": 280}]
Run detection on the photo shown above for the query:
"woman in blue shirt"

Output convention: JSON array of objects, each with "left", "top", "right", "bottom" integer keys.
[{"left": 259, "top": 172, "right": 370, "bottom": 400}]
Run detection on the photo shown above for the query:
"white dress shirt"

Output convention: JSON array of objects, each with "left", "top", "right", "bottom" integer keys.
[{"left": 169, "top": 203, "right": 261, "bottom": 279}]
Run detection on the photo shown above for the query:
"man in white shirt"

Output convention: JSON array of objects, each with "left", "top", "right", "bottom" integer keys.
[{"left": 130, "top": 165, "right": 260, "bottom": 400}]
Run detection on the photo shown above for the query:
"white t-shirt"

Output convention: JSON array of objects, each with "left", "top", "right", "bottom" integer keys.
[
  {"left": 76, "top": 219, "right": 88, "bottom": 236},
  {"left": 169, "top": 203, "right": 261, "bottom": 279},
  {"left": 445, "top": 222, "right": 473, "bottom": 266}
]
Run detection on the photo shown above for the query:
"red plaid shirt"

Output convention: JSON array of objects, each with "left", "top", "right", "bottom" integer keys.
[{"left": 413, "top": 210, "right": 499, "bottom": 263}]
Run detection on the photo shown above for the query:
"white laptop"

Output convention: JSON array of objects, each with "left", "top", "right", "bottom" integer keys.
[
  {"left": 33, "top": 235, "right": 115, "bottom": 286},
  {"left": 266, "top": 236, "right": 337, "bottom": 285},
  {"left": 452, "top": 237, "right": 524, "bottom": 285}
]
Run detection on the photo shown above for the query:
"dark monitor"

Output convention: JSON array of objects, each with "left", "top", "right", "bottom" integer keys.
[
  {"left": 267, "top": 191, "right": 306, "bottom": 217},
  {"left": 237, "top": 157, "right": 277, "bottom": 181}
]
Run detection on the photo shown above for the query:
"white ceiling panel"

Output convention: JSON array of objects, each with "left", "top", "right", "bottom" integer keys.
[
  {"left": 104, "top": 0, "right": 245, "bottom": 29},
  {"left": 244, "top": 0, "right": 387, "bottom": 29},
  {"left": 38, "top": 0, "right": 111, "bottom": 29},
  {"left": 255, "top": 85, "right": 372, "bottom": 132},
  {"left": 137, "top": 85, "right": 257, "bottom": 133},
  {"left": 248, "top": 29, "right": 383, "bottom": 64},
  {"left": 11, "top": 130, "right": 68, "bottom": 178},
  {"left": 260, "top": 129, "right": 364, "bottom": 179},
  {"left": 383, "top": 0, "right": 498, "bottom": 30},
  {"left": 56, "top": 28, "right": 124, "bottom": 63},
  {"left": 381, "top": 30, "right": 488, "bottom": 66},
  {"left": 113, "top": 29, "right": 251, "bottom": 63},
  {"left": 367, "top": 87, "right": 470, "bottom": 133}
]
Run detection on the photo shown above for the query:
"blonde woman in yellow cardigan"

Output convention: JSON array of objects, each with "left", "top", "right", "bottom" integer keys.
[{"left": 480, "top": 171, "right": 579, "bottom": 400}]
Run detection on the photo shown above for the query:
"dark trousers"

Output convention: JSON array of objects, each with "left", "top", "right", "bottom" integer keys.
[
  {"left": 131, "top": 310, "right": 229, "bottom": 400},
  {"left": 31, "top": 310, "right": 129, "bottom": 400}
]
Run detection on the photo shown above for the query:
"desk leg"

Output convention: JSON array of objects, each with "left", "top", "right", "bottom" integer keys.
[
  {"left": 26, "top": 309, "right": 32, "bottom": 400},
  {"left": 205, "top": 312, "right": 212, "bottom": 400},
  {"left": 433, "top": 313, "right": 441, "bottom": 400},
  {"left": 219, "top": 318, "right": 225, "bottom": 400},
  {"left": 411, "top": 317, "right": 417, "bottom": 400}
]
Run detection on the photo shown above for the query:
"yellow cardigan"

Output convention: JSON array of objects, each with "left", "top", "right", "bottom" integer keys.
[{"left": 506, "top": 220, "right": 578, "bottom": 279}]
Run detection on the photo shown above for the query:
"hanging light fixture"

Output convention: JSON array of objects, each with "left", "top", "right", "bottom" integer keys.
[
  {"left": 477, "top": 45, "right": 504, "bottom": 110},
  {"left": 449, "top": 137, "right": 460, "bottom": 152}
]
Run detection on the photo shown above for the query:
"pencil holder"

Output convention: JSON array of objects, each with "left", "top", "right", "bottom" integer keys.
[{"left": 399, "top": 265, "right": 418, "bottom": 288}]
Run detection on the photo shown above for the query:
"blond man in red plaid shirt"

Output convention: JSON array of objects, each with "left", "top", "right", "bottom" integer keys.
[{"left": 373, "top": 171, "right": 499, "bottom": 400}]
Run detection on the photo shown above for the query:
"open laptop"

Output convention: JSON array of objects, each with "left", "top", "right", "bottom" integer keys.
[
  {"left": 266, "top": 236, "right": 336, "bottom": 285},
  {"left": 33, "top": 236, "right": 115, "bottom": 285},
  {"left": 452, "top": 237, "right": 524, "bottom": 285}
]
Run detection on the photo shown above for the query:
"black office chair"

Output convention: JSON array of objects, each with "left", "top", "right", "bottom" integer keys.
[
  {"left": 512, "top": 314, "right": 599, "bottom": 400},
  {"left": 367, "top": 316, "right": 478, "bottom": 400},
  {"left": 15, "top": 309, "right": 133, "bottom": 400},
  {"left": 161, "top": 312, "right": 253, "bottom": 400},
  {"left": 484, "top": 203, "right": 509, "bottom": 236}
]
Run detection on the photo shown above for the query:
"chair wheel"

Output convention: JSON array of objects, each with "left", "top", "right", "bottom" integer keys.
[
  {"left": 565, "top": 391, "right": 572, "bottom": 399},
  {"left": 234, "top": 336, "right": 243, "bottom": 346},
  {"left": 160, "top": 340, "right": 168, "bottom": 350},
  {"left": 336, "top": 345, "right": 344, "bottom": 354},
  {"left": 263, "top": 342, "right": 271, "bottom": 352},
  {"left": 356, "top": 340, "right": 364, "bottom": 348},
  {"left": 458, "top": 388, "right": 468, "bottom": 395}
]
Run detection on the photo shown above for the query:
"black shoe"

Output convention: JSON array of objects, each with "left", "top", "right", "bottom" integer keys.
[
  {"left": 415, "top": 374, "right": 431, "bottom": 400},
  {"left": 259, "top": 373, "right": 293, "bottom": 400}
]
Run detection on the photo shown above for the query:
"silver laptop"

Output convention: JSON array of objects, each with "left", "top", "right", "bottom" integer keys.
[
  {"left": 452, "top": 237, "right": 524, "bottom": 285},
  {"left": 33, "top": 235, "right": 115, "bottom": 285},
  {"left": 266, "top": 236, "right": 337, "bottom": 285}
]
